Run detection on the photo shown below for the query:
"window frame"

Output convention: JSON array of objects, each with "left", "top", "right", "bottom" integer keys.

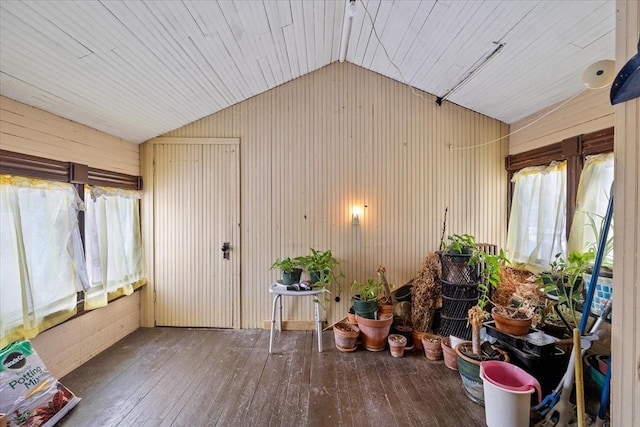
[
  {"left": 505, "top": 127, "right": 614, "bottom": 238},
  {"left": 0, "top": 149, "right": 143, "bottom": 318}
]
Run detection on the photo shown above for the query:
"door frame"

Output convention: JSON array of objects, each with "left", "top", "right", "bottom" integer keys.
[{"left": 140, "top": 137, "right": 240, "bottom": 328}]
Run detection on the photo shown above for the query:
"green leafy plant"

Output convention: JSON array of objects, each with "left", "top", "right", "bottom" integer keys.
[
  {"left": 584, "top": 211, "right": 614, "bottom": 272},
  {"left": 350, "top": 278, "right": 384, "bottom": 301},
  {"left": 475, "top": 248, "right": 510, "bottom": 310},
  {"left": 298, "top": 248, "right": 343, "bottom": 284},
  {"left": 441, "top": 233, "right": 476, "bottom": 254},
  {"left": 441, "top": 233, "right": 510, "bottom": 310},
  {"left": 270, "top": 256, "right": 303, "bottom": 273},
  {"left": 538, "top": 250, "right": 595, "bottom": 328}
]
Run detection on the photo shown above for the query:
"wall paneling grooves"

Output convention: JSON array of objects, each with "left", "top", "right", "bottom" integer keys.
[{"left": 153, "top": 62, "right": 509, "bottom": 328}]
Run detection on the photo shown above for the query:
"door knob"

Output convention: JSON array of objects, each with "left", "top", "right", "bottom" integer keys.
[{"left": 221, "top": 242, "right": 230, "bottom": 260}]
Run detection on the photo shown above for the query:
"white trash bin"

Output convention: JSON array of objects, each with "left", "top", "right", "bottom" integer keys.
[{"left": 480, "top": 361, "right": 541, "bottom": 427}]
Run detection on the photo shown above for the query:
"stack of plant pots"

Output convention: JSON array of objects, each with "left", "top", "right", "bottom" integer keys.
[{"left": 438, "top": 251, "right": 480, "bottom": 341}]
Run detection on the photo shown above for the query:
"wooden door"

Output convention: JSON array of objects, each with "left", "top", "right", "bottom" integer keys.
[{"left": 153, "top": 140, "right": 239, "bottom": 327}]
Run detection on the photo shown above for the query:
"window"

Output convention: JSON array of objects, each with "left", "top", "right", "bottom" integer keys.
[
  {"left": 505, "top": 162, "right": 567, "bottom": 272},
  {"left": 0, "top": 176, "right": 88, "bottom": 348},
  {"left": 85, "top": 186, "right": 145, "bottom": 310},
  {"left": 0, "top": 150, "right": 143, "bottom": 347},
  {"left": 568, "top": 152, "right": 614, "bottom": 264},
  {"left": 504, "top": 127, "right": 613, "bottom": 273}
]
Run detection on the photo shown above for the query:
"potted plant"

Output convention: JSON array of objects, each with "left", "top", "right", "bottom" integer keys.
[
  {"left": 490, "top": 299, "right": 537, "bottom": 336},
  {"left": 538, "top": 250, "right": 595, "bottom": 330},
  {"left": 350, "top": 278, "right": 383, "bottom": 319},
  {"left": 388, "top": 334, "right": 407, "bottom": 357},
  {"left": 333, "top": 321, "right": 360, "bottom": 352},
  {"left": 439, "top": 234, "right": 480, "bottom": 284},
  {"left": 356, "top": 312, "right": 393, "bottom": 351},
  {"left": 270, "top": 256, "right": 304, "bottom": 285},
  {"left": 421, "top": 333, "right": 443, "bottom": 361},
  {"left": 298, "top": 248, "right": 343, "bottom": 287}
]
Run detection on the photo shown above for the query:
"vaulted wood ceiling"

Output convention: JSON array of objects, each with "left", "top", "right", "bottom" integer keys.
[{"left": 0, "top": 0, "right": 615, "bottom": 143}]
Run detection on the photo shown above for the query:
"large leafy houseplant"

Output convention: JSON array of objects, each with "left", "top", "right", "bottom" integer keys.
[
  {"left": 538, "top": 250, "right": 595, "bottom": 330},
  {"left": 298, "top": 248, "right": 343, "bottom": 288},
  {"left": 298, "top": 248, "right": 345, "bottom": 306}
]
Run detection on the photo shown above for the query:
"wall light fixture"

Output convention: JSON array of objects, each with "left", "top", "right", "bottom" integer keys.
[{"left": 352, "top": 206, "right": 361, "bottom": 226}]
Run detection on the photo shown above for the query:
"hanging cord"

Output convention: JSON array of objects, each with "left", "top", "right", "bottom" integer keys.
[
  {"left": 450, "top": 89, "right": 586, "bottom": 151},
  {"left": 357, "top": 0, "right": 430, "bottom": 101},
  {"left": 356, "top": 0, "right": 592, "bottom": 151}
]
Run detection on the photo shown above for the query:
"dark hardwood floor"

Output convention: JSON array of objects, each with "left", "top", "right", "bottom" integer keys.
[{"left": 59, "top": 327, "right": 487, "bottom": 426}]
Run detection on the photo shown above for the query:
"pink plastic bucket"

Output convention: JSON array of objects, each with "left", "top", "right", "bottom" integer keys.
[{"left": 480, "top": 361, "right": 541, "bottom": 427}]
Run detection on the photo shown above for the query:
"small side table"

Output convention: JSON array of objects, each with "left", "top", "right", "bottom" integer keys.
[{"left": 269, "top": 283, "right": 325, "bottom": 353}]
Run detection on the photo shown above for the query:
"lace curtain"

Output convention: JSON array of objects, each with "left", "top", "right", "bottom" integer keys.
[
  {"left": 568, "top": 153, "right": 614, "bottom": 265},
  {"left": 84, "top": 186, "right": 146, "bottom": 310},
  {"left": 505, "top": 161, "right": 567, "bottom": 273},
  {"left": 0, "top": 176, "right": 88, "bottom": 348}
]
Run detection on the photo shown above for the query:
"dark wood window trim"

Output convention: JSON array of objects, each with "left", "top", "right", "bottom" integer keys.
[
  {"left": 0, "top": 149, "right": 143, "bottom": 320},
  {"left": 505, "top": 127, "right": 614, "bottom": 237}
]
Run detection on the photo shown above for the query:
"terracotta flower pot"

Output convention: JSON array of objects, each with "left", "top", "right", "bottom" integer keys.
[
  {"left": 421, "top": 333, "right": 443, "bottom": 361},
  {"left": 388, "top": 334, "right": 407, "bottom": 358},
  {"left": 333, "top": 321, "right": 360, "bottom": 352},
  {"left": 441, "top": 336, "right": 458, "bottom": 370},
  {"left": 412, "top": 330, "right": 427, "bottom": 350},
  {"left": 391, "top": 324, "right": 414, "bottom": 349},
  {"left": 377, "top": 302, "right": 393, "bottom": 317},
  {"left": 356, "top": 313, "right": 393, "bottom": 351},
  {"left": 346, "top": 309, "right": 357, "bottom": 325},
  {"left": 491, "top": 306, "right": 532, "bottom": 336}
]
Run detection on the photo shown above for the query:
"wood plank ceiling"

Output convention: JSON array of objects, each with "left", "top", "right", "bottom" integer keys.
[{"left": 0, "top": 0, "right": 615, "bottom": 144}]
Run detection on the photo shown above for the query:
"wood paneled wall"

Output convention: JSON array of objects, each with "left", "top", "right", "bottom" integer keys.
[
  {"left": 508, "top": 87, "right": 614, "bottom": 154},
  {"left": 30, "top": 292, "right": 140, "bottom": 378},
  {"left": 0, "top": 95, "right": 141, "bottom": 376},
  {"left": 1, "top": 96, "right": 139, "bottom": 174},
  {"left": 149, "top": 62, "right": 509, "bottom": 328},
  {"left": 612, "top": 1, "right": 640, "bottom": 424}
]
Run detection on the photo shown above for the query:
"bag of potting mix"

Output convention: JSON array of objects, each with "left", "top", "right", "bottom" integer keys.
[{"left": 0, "top": 340, "right": 80, "bottom": 426}]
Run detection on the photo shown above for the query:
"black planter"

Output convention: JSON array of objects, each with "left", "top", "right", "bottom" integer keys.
[
  {"left": 281, "top": 268, "right": 303, "bottom": 285},
  {"left": 309, "top": 269, "right": 330, "bottom": 284},
  {"left": 352, "top": 296, "right": 378, "bottom": 319}
]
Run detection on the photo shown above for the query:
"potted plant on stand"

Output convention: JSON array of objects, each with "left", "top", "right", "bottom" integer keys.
[
  {"left": 270, "top": 256, "right": 304, "bottom": 285},
  {"left": 299, "top": 248, "right": 345, "bottom": 311},
  {"left": 298, "top": 248, "right": 344, "bottom": 291}
]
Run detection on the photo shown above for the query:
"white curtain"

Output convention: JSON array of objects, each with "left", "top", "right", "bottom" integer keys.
[
  {"left": 85, "top": 186, "right": 145, "bottom": 310},
  {"left": 0, "top": 176, "right": 88, "bottom": 348},
  {"left": 568, "top": 153, "right": 614, "bottom": 265},
  {"left": 506, "top": 161, "right": 567, "bottom": 273}
]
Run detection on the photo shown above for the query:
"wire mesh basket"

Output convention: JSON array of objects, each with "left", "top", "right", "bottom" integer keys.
[
  {"left": 438, "top": 314, "right": 472, "bottom": 340},
  {"left": 441, "top": 295, "right": 478, "bottom": 318},
  {"left": 439, "top": 253, "right": 480, "bottom": 284},
  {"left": 441, "top": 280, "right": 479, "bottom": 299}
]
